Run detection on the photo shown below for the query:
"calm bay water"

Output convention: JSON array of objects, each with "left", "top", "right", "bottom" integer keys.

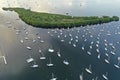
[{"left": 0, "top": 0, "right": 120, "bottom": 80}]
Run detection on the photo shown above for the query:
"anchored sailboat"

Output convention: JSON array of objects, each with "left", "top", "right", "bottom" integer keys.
[
  {"left": 79, "top": 72, "right": 83, "bottom": 80},
  {"left": 50, "top": 73, "right": 57, "bottom": 80},
  {"left": 85, "top": 65, "right": 92, "bottom": 74},
  {"left": 102, "top": 72, "right": 108, "bottom": 80},
  {"left": 63, "top": 59, "right": 69, "bottom": 65},
  {"left": 47, "top": 58, "right": 54, "bottom": 67}
]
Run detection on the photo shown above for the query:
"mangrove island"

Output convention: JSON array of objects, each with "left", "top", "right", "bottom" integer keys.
[{"left": 3, "top": 7, "right": 119, "bottom": 28}]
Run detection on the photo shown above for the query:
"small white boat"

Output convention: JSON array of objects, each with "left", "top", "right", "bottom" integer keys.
[
  {"left": 32, "top": 39, "right": 36, "bottom": 43},
  {"left": 98, "top": 54, "right": 101, "bottom": 59},
  {"left": 61, "top": 39, "right": 64, "bottom": 42},
  {"left": 114, "top": 64, "right": 120, "bottom": 69},
  {"left": 63, "top": 59, "right": 69, "bottom": 65},
  {"left": 102, "top": 72, "right": 108, "bottom": 80},
  {"left": 27, "top": 46, "right": 32, "bottom": 50},
  {"left": 68, "top": 41, "right": 71, "bottom": 44},
  {"left": 84, "top": 39, "right": 87, "bottom": 42},
  {"left": 3, "top": 56, "right": 7, "bottom": 64},
  {"left": 25, "top": 37, "right": 28, "bottom": 40},
  {"left": 105, "top": 59, "right": 110, "bottom": 64},
  {"left": 114, "top": 62, "right": 120, "bottom": 69},
  {"left": 20, "top": 39, "right": 23, "bottom": 43},
  {"left": 40, "top": 56, "right": 46, "bottom": 60},
  {"left": 40, "top": 52, "right": 46, "bottom": 60},
  {"left": 105, "top": 47, "right": 107, "bottom": 51},
  {"left": 48, "top": 49, "right": 54, "bottom": 53},
  {"left": 85, "top": 65, "right": 92, "bottom": 74},
  {"left": 82, "top": 46, "right": 84, "bottom": 50},
  {"left": 57, "top": 50, "right": 61, "bottom": 57},
  {"left": 111, "top": 45, "right": 115, "bottom": 49},
  {"left": 47, "top": 58, "right": 54, "bottom": 67},
  {"left": 76, "top": 39, "right": 78, "bottom": 42},
  {"left": 87, "top": 51, "right": 91, "bottom": 55},
  {"left": 118, "top": 57, "right": 120, "bottom": 61},
  {"left": 105, "top": 43, "right": 108, "bottom": 46},
  {"left": 0, "top": 56, "right": 7, "bottom": 64},
  {"left": 79, "top": 72, "right": 83, "bottom": 80},
  {"left": 90, "top": 45, "right": 92, "bottom": 49},
  {"left": 75, "top": 36, "right": 78, "bottom": 39},
  {"left": 105, "top": 53, "right": 109, "bottom": 57},
  {"left": 50, "top": 73, "right": 57, "bottom": 80},
  {"left": 40, "top": 40, "right": 44, "bottom": 43},
  {"left": 73, "top": 44, "right": 76, "bottom": 47},
  {"left": 96, "top": 44, "right": 99, "bottom": 47},
  {"left": 57, "top": 35, "right": 60, "bottom": 38},
  {"left": 26, "top": 57, "right": 34, "bottom": 63},
  {"left": 39, "top": 49, "right": 42, "bottom": 53},
  {"left": 110, "top": 51, "right": 116, "bottom": 55},
  {"left": 25, "top": 31, "right": 28, "bottom": 35},
  {"left": 96, "top": 49, "right": 99, "bottom": 53},
  {"left": 37, "top": 36, "right": 41, "bottom": 39},
  {"left": 70, "top": 38, "right": 73, "bottom": 41},
  {"left": 31, "top": 62, "right": 39, "bottom": 68}
]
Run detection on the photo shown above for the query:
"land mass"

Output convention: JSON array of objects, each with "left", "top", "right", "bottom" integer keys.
[{"left": 3, "top": 7, "right": 119, "bottom": 28}]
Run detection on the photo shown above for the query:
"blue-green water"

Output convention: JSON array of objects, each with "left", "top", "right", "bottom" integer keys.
[{"left": 0, "top": 0, "right": 120, "bottom": 80}]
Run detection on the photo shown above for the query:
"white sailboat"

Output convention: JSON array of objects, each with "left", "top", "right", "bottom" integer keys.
[
  {"left": 25, "top": 37, "right": 28, "bottom": 40},
  {"left": 37, "top": 36, "right": 41, "bottom": 39},
  {"left": 47, "top": 58, "right": 54, "bottom": 67},
  {"left": 0, "top": 56, "right": 7, "bottom": 64},
  {"left": 63, "top": 59, "right": 69, "bottom": 65},
  {"left": 96, "top": 48, "right": 100, "bottom": 53},
  {"left": 31, "top": 62, "right": 39, "bottom": 68},
  {"left": 73, "top": 44, "right": 76, "bottom": 47},
  {"left": 110, "top": 51, "right": 116, "bottom": 55},
  {"left": 48, "top": 49, "right": 54, "bottom": 53},
  {"left": 82, "top": 46, "right": 84, "bottom": 50},
  {"left": 102, "top": 72, "right": 108, "bottom": 80},
  {"left": 114, "top": 61, "right": 120, "bottom": 69},
  {"left": 90, "top": 45, "right": 92, "bottom": 49},
  {"left": 40, "top": 52, "right": 46, "bottom": 60},
  {"left": 3, "top": 56, "right": 7, "bottom": 64},
  {"left": 79, "top": 72, "right": 83, "bottom": 80},
  {"left": 50, "top": 73, "right": 57, "bottom": 80},
  {"left": 105, "top": 58, "right": 110, "bottom": 64},
  {"left": 32, "top": 38, "right": 36, "bottom": 43},
  {"left": 85, "top": 65, "right": 92, "bottom": 74},
  {"left": 57, "top": 49, "right": 61, "bottom": 57},
  {"left": 97, "top": 54, "right": 101, "bottom": 59},
  {"left": 87, "top": 51, "right": 91, "bottom": 55},
  {"left": 20, "top": 39, "right": 23, "bottom": 43},
  {"left": 61, "top": 39, "right": 64, "bottom": 42},
  {"left": 26, "top": 56, "right": 34, "bottom": 63},
  {"left": 27, "top": 46, "right": 32, "bottom": 50},
  {"left": 40, "top": 40, "right": 44, "bottom": 43}
]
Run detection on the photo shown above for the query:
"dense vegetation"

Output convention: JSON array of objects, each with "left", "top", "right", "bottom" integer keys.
[{"left": 3, "top": 7, "right": 119, "bottom": 28}]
